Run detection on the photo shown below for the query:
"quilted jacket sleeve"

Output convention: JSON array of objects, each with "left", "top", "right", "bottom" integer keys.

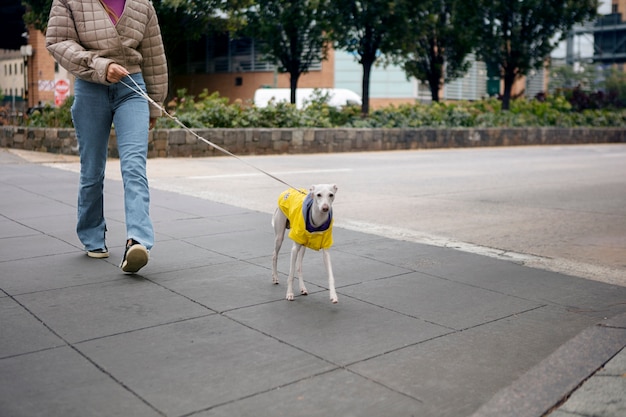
[
  {"left": 138, "top": 7, "right": 168, "bottom": 118},
  {"left": 45, "top": 0, "right": 112, "bottom": 84}
]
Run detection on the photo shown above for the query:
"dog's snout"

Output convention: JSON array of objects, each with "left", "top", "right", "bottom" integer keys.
[{"left": 321, "top": 204, "right": 330, "bottom": 212}]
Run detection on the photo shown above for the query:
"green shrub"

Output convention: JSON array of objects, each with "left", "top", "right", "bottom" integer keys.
[
  {"left": 12, "top": 89, "right": 626, "bottom": 129},
  {"left": 26, "top": 97, "right": 74, "bottom": 127}
]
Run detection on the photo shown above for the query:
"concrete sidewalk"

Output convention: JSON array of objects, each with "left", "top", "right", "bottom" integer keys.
[{"left": 0, "top": 148, "right": 625, "bottom": 417}]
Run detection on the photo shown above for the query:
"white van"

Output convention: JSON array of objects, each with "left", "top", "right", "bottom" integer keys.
[{"left": 253, "top": 88, "right": 361, "bottom": 109}]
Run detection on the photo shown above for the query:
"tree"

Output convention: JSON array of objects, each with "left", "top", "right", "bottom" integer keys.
[
  {"left": 328, "top": 0, "right": 405, "bottom": 115},
  {"left": 21, "top": 0, "right": 250, "bottom": 96},
  {"left": 475, "top": 0, "right": 597, "bottom": 110},
  {"left": 242, "top": 0, "right": 331, "bottom": 105},
  {"left": 394, "top": 0, "right": 479, "bottom": 102},
  {"left": 21, "top": 0, "right": 247, "bottom": 67},
  {"left": 21, "top": 0, "right": 52, "bottom": 32},
  {"left": 153, "top": 0, "right": 252, "bottom": 64}
]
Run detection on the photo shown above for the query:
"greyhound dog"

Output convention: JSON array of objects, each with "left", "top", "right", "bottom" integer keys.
[{"left": 272, "top": 184, "right": 338, "bottom": 303}]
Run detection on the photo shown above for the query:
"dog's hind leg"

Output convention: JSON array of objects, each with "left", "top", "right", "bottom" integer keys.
[
  {"left": 322, "top": 249, "right": 338, "bottom": 303},
  {"left": 272, "top": 208, "right": 287, "bottom": 284}
]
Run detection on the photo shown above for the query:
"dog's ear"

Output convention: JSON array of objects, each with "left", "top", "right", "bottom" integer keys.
[
  {"left": 332, "top": 184, "right": 338, "bottom": 193},
  {"left": 309, "top": 185, "right": 316, "bottom": 193}
]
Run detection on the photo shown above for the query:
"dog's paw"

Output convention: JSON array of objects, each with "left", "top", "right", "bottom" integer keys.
[
  {"left": 286, "top": 293, "right": 295, "bottom": 301},
  {"left": 300, "top": 287, "right": 308, "bottom": 296},
  {"left": 330, "top": 293, "right": 338, "bottom": 304}
]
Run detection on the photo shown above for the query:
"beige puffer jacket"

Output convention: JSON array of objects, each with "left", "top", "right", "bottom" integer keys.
[{"left": 46, "top": 0, "right": 168, "bottom": 117}]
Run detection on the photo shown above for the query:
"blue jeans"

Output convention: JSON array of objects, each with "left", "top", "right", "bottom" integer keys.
[{"left": 72, "top": 73, "right": 154, "bottom": 251}]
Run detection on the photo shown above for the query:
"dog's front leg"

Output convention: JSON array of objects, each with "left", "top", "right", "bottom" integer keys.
[
  {"left": 322, "top": 249, "right": 338, "bottom": 303},
  {"left": 286, "top": 243, "right": 303, "bottom": 301},
  {"left": 296, "top": 245, "right": 308, "bottom": 296}
]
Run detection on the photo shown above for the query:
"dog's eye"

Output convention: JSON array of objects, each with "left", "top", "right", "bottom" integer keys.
[
  {"left": 317, "top": 193, "right": 322, "bottom": 197},
  {"left": 329, "top": 194, "right": 334, "bottom": 198}
]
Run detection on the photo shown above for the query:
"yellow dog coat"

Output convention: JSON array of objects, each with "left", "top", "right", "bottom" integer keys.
[{"left": 278, "top": 189, "right": 333, "bottom": 250}]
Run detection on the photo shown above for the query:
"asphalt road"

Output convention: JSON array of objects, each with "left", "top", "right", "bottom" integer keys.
[{"left": 14, "top": 143, "right": 626, "bottom": 287}]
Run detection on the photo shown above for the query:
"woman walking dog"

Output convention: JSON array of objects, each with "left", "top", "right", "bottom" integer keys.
[{"left": 46, "top": 0, "right": 168, "bottom": 273}]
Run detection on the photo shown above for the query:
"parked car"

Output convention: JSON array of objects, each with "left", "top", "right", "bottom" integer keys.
[{"left": 253, "top": 88, "right": 362, "bottom": 109}]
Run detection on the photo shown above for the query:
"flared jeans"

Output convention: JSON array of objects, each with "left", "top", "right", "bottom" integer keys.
[{"left": 72, "top": 73, "right": 154, "bottom": 252}]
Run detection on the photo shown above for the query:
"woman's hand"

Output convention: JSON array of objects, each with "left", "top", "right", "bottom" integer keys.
[{"left": 106, "top": 63, "right": 129, "bottom": 83}]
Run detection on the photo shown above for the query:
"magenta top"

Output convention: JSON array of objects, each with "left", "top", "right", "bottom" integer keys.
[{"left": 101, "top": 0, "right": 126, "bottom": 23}]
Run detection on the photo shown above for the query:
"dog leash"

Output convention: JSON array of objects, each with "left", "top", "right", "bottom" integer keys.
[{"left": 120, "top": 76, "right": 306, "bottom": 194}]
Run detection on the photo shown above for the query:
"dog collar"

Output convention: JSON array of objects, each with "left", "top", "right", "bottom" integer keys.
[{"left": 303, "top": 193, "right": 332, "bottom": 233}]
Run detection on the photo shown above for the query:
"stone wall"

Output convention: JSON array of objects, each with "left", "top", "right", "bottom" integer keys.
[{"left": 2, "top": 126, "right": 625, "bottom": 158}]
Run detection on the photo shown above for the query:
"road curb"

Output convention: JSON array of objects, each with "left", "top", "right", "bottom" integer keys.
[{"left": 470, "top": 312, "right": 626, "bottom": 417}]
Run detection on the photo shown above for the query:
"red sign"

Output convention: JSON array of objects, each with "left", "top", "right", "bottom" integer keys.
[{"left": 55, "top": 79, "right": 70, "bottom": 106}]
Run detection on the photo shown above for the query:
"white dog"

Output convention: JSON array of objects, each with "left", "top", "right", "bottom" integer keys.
[{"left": 272, "top": 184, "right": 338, "bottom": 303}]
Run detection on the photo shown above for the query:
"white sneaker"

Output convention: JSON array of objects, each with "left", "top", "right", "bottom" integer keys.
[{"left": 87, "top": 248, "right": 109, "bottom": 258}]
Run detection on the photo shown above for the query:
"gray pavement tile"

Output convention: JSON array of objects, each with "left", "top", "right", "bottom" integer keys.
[
  {"left": 225, "top": 292, "right": 451, "bottom": 366},
  {"left": 331, "top": 227, "right": 385, "bottom": 246},
  {"left": 197, "top": 368, "right": 425, "bottom": 417},
  {"left": 0, "top": 297, "right": 64, "bottom": 358},
  {"left": 0, "top": 234, "right": 78, "bottom": 263},
  {"left": 0, "top": 164, "right": 76, "bottom": 187},
  {"left": 469, "top": 323, "right": 626, "bottom": 417},
  {"left": 76, "top": 314, "right": 336, "bottom": 417},
  {"left": 15, "top": 212, "right": 84, "bottom": 247},
  {"left": 14, "top": 278, "right": 213, "bottom": 343},
  {"left": 598, "top": 347, "right": 626, "bottom": 376},
  {"left": 152, "top": 260, "right": 324, "bottom": 312},
  {"left": 0, "top": 193, "right": 74, "bottom": 221},
  {"left": 150, "top": 188, "right": 251, "bottom": 217},
  {"left": 15, "top": 178, "right": 78, "bottom": 197},
  {"left": 150, "top": 204, "right": 209, "bottom": 225},
  {"left": 0, "top": 346, "right": 161, "bottom": 417},
  {"left": 557, "top": 376, "right": 626, "bottom": 417},
  {"left": 603, "top": 312, "right": 626, "bottom": 329},
  {"left": 348, "top": 305, "right": 601, "bottom": 417},
  {"left": 0, "top": 218, "right": 40, "bottom": 239},
  {"left": 154, "top": 216, "right": 253, "bottom": 240},
  {"left": 0, "top": 187, "right": 43, "bottom": 210},
  {"left": 0, "top": 252, "right": 121, "bottom": 295},
  {"left": 251, "top": 249, "right": 413, "bottom": 288},
  {"left": 144, "top": 238, "right": 234, "bottom": 274},
  {"left": 546, "top": 411, "right": 578, "bottom": 417},
  {"left": 184, "top": 229, "right": 275, "bottom": 260},
  {"left": 385, "top": 248, "right": 626, "bottom": 319},
  {"left": 336, "top": 236, "right": 452, "bottom": 269},
  {"left": 205, "top": 210, "right": 271, "bottom": 231},
  {"left": 339, "top": 271, "right": 543, "bottom": 330}
]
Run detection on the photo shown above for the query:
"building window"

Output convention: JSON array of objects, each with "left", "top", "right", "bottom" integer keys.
[{"left": 178, "top": 32, "right": 321, "bottom": 74}]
